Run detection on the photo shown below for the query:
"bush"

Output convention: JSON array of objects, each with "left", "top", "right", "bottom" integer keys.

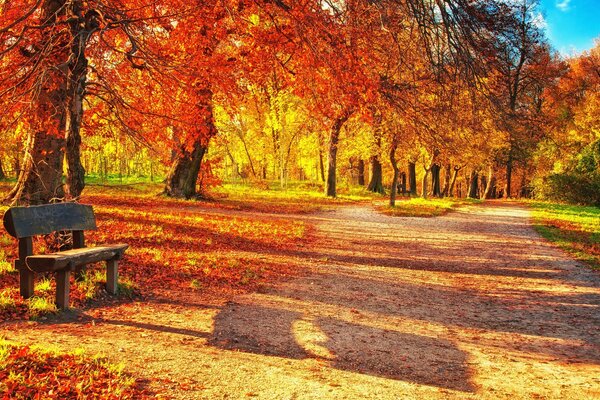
[{"left": 542, "top": 172, "right": 600, "bottom": 206}]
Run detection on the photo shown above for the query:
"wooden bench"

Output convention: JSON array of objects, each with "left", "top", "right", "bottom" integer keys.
[{"left": 3, "top": 203, "right": 128, "bottom": 309}]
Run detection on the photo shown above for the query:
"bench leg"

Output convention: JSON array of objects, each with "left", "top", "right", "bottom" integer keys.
[
  {"left": 19, "top": 269, "right": 34, "bottom": 299},
  {"left": 55, "top": 270, "right": 70, "bottom": 310},
  {"left": 106, "top": 260, "right": 118, "bottom": 295}
]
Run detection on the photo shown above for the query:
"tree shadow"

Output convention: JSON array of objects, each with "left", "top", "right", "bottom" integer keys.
[
  {"left": 209, "top": 302, "right": 476, "bottom": 392},
  {"left": 316, "top": 317, "right": 475, "bottom": 392}
]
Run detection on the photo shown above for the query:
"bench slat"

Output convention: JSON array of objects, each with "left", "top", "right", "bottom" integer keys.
[
  {"left": 3, "top": 203, "right": 96, "bottom": 238},
  {"left": 25, "top": 244, "right": 128, "bottom": 272}
]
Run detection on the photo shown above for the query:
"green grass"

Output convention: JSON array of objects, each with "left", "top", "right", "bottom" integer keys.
[
  {"left": 379, "top": 197, "right": 482, "bottom": 217},
  {"left": 27, "top": 297, "right": 58, "bottom": 318},
  {"left": 528, "top": 201, "right": 600, "bottom": 269},
  {"left": 0, "top": 289, "right": 16, "bottom": 311}
]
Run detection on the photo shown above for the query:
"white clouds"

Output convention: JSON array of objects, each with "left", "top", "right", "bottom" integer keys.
[
  {"left": 556, "top": 0, "right": 572, "bottom": 12},
  {"left": 532, "top": 12, "right": 549, "bottom": 31}
]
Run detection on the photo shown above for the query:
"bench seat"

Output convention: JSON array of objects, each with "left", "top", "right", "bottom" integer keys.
[{"left": 25, "top": 244, "right": 129, "bottom": 272}]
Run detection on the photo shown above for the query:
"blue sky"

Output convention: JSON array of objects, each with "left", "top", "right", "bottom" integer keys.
[{"left": 538, "top": 0, "right": 600, "bottom": 56}]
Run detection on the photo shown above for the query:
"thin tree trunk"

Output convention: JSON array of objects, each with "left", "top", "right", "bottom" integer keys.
[
  {"left": 505, "top": 154, "right": 513, "bottom": 199},
  {"left": 408, "top": 162, "right": 417, "bottom": 196},
  {"left": 422, "top": 167, "right": 430, "bottom": 199},
  {"left": 326, "top": 109, "right": 353, "bottom": 198},
  {"left": 389, "top": 136, "right": 399, "bottom": 207},
  {"left": 448, "top": 166, "right": 461, "bottom": 197},
  {"left": 441, "top": 163, "right": 451, "bottom": 197},
  {"left": 0, "top": 160, "right": 5, "bottom": 180}
]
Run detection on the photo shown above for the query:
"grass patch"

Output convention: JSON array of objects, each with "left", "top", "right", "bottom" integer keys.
[
  {"left": 528, "top": 201, "right": 600, "bottom": 269},
  {"left": 0, "top": 340, "right": 149, "bottom": 398},
  {"left": 27, "top": 296, "right": 58, "bottom": 319},
  {"left": 0, "top": 289, "right": 16, "bottom": 311},
  {"left": 379, "top": 197, "right": 482, "bottom": 217}
]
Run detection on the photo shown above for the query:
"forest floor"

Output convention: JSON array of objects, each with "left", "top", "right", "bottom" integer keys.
[{"left": 2, "top": 199, "right": 600, "bottom": 399}]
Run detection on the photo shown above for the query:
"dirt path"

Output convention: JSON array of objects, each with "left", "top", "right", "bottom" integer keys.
[{"left": 3, "top": 202, "right": 600, "bottom": 399}]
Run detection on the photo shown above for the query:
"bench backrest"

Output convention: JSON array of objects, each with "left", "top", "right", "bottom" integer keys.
[{"left": 3, "top": 203, "right": 97, "bottom": 238}]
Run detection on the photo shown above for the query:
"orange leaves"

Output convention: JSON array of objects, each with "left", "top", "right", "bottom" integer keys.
[{"left": 0, "top": 343, "right": 151, "bottom": 399}]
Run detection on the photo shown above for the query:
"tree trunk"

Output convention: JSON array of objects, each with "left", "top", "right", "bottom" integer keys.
[
  {"left": 6, "top": 0, "right": 69, "bottom": 205},
  {"left": 367, "top": 156, "right": 385, "bottom": 194},
  {"left": 65, "top": 0, "right": 96, "bottom": 199},
  {"left": 448, "top": 166, "right": 461, "bottom": 197},
  {"left": 357, "top": 159, "right": 365, "bottom": 186},
  {"left": 408, "top": 162, "right": 417, "bottom": 196},
  {"left": 389, "top": 137, "right": 399, "bottom": 207},
  {"left": 483, "top": 165, "right": 496, "bottom": 199},
  {"left": 505, "top": 155, "right": 513, "bottom": 199},
  {"left": 441, "top": 163, "right": 451, "bottom": 197},
  {"left": 422, "top": 167, "right": 431, "bottom": 199},
  {"left": 431, "top": 164, "right": 442, "bottom": 197},
  {"left": 400, "top": 172, "right": 407, "bottom": 195},
  {"left": 326, "top": 109, "right": 353, "bottom": 198},
  {"left": 367, "top": 110, "right": 384, "bottom": 194},
  {"left": 164, "top": 87, "right": 215, "bottom": 199},
  {"left": 165, "top": 142, "right": 208, "bottom": 199},
  {"left": 0, "top": 160, "right": 5, "bottom": 180},
  {"left": 318, "top": 148, "right": 325, "bottom": 182},
  {"left": 468, "top": 170, "right": 479, "bottom": 199}
]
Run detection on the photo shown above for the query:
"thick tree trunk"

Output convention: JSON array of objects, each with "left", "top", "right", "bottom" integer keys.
[
  {"left": 367, "top": 110, "right": 384, "bottom": 194},
  {"left": 408, "top": 162, "right": 417, "bottom": 196},
  {"left": 6, "top": 1, "right": 68, "bottom": 205},
  {"left": 367, "top": 156, "right": 385, "bottom": 194},
  {"left": 468, "top": 170, "right": 479, "bottom": 199},
  {"left": 165, "top": 142, "right": 208, "bottom": 199},
  {"left": 357, "top": 159, "right": 365, "bottom": 186},
  {"left": 326, "top": 109, "right": 353, "bottom": 198},
  {"left": 6, "top": 131, "right": 66, "bottom": 205},
  {"left": 165, "top": 87, "right": 215, "bottom": 199},
  {"left": 431, "top": 164, "right": 442, "bottom": 197},
  {"left": 389, "top": 137, "right": 399, "bottom": 207}
]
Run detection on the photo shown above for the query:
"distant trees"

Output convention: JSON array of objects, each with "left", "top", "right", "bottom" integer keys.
[{"left": 1, "top": 0, "right": 595, "bottom": 205}]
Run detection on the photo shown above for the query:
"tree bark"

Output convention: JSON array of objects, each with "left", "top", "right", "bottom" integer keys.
[
  {"left": 326, "top": 109, "right": 353, "bottom": 198},
  {"left": 431, "top": 164, "right": 442, "bottom": 197},
  {"left": 441, "top": 163, "right": 451, "bottom": 197},
  {"left": 483, "top": 165, "right": 496, "bottom": 199},
  {"left": 0, "top": 160, "right": 5, "bottom": 180},
  {"left": 367, "top": 156, "right": 385, "bottom": 194},
  {"left": 64, "top": 0, "right": 98, "bottom": 200},
  {"left": 408, "top": 162, "right": 417, "bottom": 196},
  {"left": 448, "top": 166, "right": 461, "bottom": 197},
  {"left": 6, "top": 1, "right": 68, "bottom": 205},
  {"left": 505, "top": 154, "right": 513, "bottom": 199},
  {"left": 389, "top": 136, "right": 399, "bottom": 207},
  {"left": 357, "top": 159, "right": 365, "bottom": 186},
  {"left": 468, "top": 170, "right": 479, "bottom": 199},
  {"left": 165, "top": 87, "right": 215, "bottom": 199},
  {"left": 367, "top": 110, "right": 385, "bottom": 194}
]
